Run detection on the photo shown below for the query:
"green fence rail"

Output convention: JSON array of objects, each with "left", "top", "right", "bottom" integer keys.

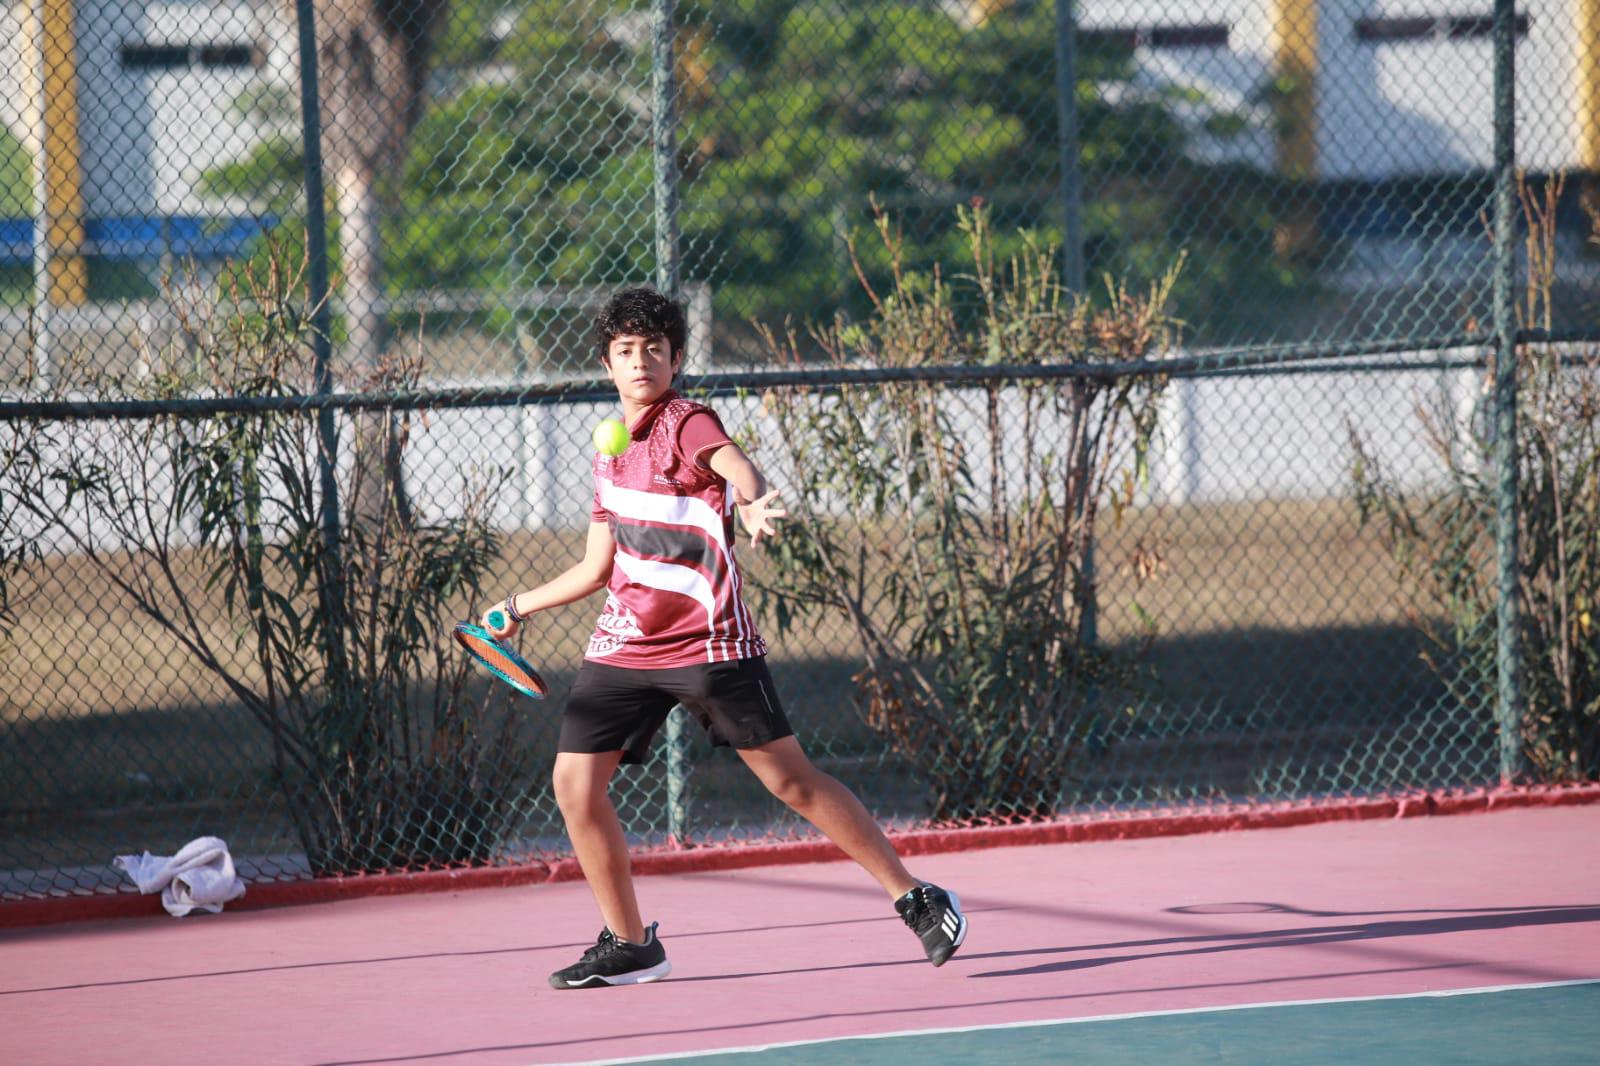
[{"left": 3, "top": 0, "right": 1600, "bottom": 901}]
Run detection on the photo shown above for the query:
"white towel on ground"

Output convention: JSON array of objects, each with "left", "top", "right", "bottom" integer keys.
[{"left": 113, "top": 836, "right": 248, "bottom": 917}]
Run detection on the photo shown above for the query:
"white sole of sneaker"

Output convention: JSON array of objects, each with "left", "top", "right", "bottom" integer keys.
[
  {"left": 560, "top": 959, "right": 673, "bottom": 988},
  {"left": 947, "top": 890, "right": 968, "bottom": 949}
]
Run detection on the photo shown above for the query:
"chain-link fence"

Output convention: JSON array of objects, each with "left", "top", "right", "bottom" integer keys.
[{"left": 3, "top": 0, "right": 1598, "bottom": 902}]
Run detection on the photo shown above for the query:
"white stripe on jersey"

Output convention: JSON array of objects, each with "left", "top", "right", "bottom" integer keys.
[
  {"left": 599, "top": 479, "right": 727, "bottom": 548},
  {"left": 611, "top": 551, "right": 723, "bottom": 660},
  {"left": 613, "top": 550, "right": 717, "bottom": 614},
  {"left": 600, "top": 476, "right": 756, "bottom": 657}
]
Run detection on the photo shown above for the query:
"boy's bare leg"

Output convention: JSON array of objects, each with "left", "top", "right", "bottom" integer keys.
[
  {"left": 738, "top": 736, "right": 920, "bottom": 901},
  {"left": 552, "top": 750, "right": 648, "bottom": 943}
]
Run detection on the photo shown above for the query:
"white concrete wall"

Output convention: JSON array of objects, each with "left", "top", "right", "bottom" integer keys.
[
  {"left": 0, "top": 5, "right": 31, "bottom": 154},
  {"left": 411, "top": 360, "right": 1473, "bottom": 533},
  {"left": 1143, "top": 358, "right": 1476, "bottom": 503},
  {"left": 0, "top": 357, "right": 1492, "bottom": 559}
]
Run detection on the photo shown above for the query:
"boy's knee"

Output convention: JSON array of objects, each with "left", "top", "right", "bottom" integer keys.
[
  {"left": 552, "top": 763, "right": 606, "bottom": 815},
  {"left": 764, "top": 768, "right": 819, "bottom": 810}
]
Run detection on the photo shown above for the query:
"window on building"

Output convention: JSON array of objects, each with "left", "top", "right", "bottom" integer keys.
[
  {"left": 1354, "top": 13, "right": 1531, "bottom": 42},
  {"left": 120, "top": 43, "right": 264, "bottom": 71},
  {"left": 119, "top": 44, "right": 190, "bottom": 70},
  {"left": 197, "top": 44, "right": 258, "bottom": 68},
  {"left": 1080, "top": 23, "right": 1231, "bottom": 51}
]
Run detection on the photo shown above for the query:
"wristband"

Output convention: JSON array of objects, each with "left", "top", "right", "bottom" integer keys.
[{"left": 504, "top": 593, "right": 526, "bottom": 624}]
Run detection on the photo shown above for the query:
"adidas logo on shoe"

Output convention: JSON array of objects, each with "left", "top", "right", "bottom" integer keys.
[{"left": 896, "top": 883, "right": 968, "bottom": 966}]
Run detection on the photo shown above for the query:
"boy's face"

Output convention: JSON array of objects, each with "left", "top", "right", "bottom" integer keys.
[{"left": 603, "top": 333, "right": 680, "bottom": 408}]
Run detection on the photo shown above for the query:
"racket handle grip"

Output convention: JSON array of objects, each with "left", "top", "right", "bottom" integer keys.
[{"left": 487, "top": 609, "right": 508, "bottom": 631}]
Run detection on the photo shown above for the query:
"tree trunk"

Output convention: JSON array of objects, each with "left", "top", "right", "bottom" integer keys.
[
  {"left": 309, "top": 0, "right": 449, "bottom": 528},
  {"left": 334, "top": 157, "right": 385, "bottom": 373},
  {"left": 333, "top": 155, "right": 407, "bottom": 526}
]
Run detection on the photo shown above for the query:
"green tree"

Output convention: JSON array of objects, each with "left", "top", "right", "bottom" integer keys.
[
  {"left": 398, "top": 0, "right": 655, "bottom": 297},
  {"left": 406, "top": 0, "right": 1287, "bottom": 338},
  {"left": 678, "top": 1, "right": 1063, "bottom": 318},
  {"left": 0, "top": 126, "right": 29, "bottom": 216},
  {"left": 218, "top": 1, "right": 1300, "bottom": 355},
  {"left": 0, "top": 128, "right": 32, "bottom": 304},
  {"left": 672, "top": 1, "right": 1302, "bottom": 336}
]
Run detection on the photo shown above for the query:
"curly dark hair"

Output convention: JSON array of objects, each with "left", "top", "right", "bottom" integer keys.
[{"left": 593, "top": 287, "right": 687, "bottom": 362}]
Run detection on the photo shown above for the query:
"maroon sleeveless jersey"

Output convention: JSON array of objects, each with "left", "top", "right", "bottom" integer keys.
[{"left": 586, "top": 392, "right": 767, "bottom": 667}]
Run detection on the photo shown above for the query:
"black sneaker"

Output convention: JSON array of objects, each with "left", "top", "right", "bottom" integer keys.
[
  {"left": 896, "top": 883, "right": 967, "bottom": 966},
  {"left": 549, "top": 922, "right": 671, "bottom": 989}
]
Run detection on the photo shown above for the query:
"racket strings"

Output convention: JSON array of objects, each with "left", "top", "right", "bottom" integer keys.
[{"left": 459, "top": 632, "right": 546, "bottom": 694}]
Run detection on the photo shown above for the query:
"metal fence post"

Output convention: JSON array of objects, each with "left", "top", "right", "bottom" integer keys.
[
  {"left": 653, "top": 0, "right": 682, "bottom": 302},
  {"left": 653, "top": 0, "right": 691, "bottom": 846},
  {"left": 293, "top": 0, "right": 350, "bottom": 712},
  {"left": 1490, "top": 0, "right": 1523, "bottom": 784},
  {"left": 1053, "top": 0, "right": 1084, "bottom": 293},
  {"left": 1056, "top": 1, "right": 1096, "bottom": 786}
]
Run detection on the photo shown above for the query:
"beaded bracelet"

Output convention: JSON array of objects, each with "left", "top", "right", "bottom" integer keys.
[{"left": 504, "top": 593, "right": 526, "bottom": 624}]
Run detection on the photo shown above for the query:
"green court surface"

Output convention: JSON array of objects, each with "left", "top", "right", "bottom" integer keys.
[{"left": 630, "top": 981, "right": 1600, "bottom": 1065}]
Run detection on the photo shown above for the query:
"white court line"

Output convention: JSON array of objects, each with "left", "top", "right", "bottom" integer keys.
[{"left": 557, "top": 977, "right": 1600, "bottom": 1065}]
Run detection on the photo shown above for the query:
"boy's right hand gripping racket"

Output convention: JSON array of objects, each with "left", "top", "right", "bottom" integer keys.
[{"left": 454, "top": 611, "right": 548, "bottom": 699}]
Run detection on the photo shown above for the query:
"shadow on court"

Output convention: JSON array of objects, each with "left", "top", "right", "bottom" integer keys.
[
  {"left": 0, "top": 910, "right": 946, "bottom": 996},
  {"left": 4, "top": 804, "right": 1598, "bottom": 1065},
  {"left": 966, "top": 904, "right": 1600, "bottom": 979},
  {"left": 21, "top": 903, "right": 1592, "bottom": 1001}
]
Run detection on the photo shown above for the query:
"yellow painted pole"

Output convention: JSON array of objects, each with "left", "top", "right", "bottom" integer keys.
[
  {"left": 39, "top": 0, "right": 89, "bottom": 306},
  {"left": 1580, "top": 0, "right": 1600, "bottom": 172},
  {"left": 1273, "top": 0, "right": 1318, "bottom": 178},
  {"left": 1272, "top": 0, "right": 1319, "bottom": 258}
]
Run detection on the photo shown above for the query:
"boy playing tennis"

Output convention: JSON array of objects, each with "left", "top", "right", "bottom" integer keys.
[{"left": 483, "top": 287, "right": 967, "bottom": 989}]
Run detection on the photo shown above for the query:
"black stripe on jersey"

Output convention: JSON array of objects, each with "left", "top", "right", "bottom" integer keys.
[{"left": 612, "top": 522, "right": 727, "bottom": 584}]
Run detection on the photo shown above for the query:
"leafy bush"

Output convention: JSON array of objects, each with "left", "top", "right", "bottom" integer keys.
[
  {"left": 0, "top": 413, "right": 44, "bottom": 635},
  {"left": 8, "top": 240, "right": 525, "bottom": 871},
  {"left": 1353, "top": 177, "right": 1600, "bottom": 782},
  {"left": 750, "top": 203, "right": 1178, "bottom": 822}
]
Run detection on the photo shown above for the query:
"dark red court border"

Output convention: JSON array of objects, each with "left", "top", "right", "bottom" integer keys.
[{"left": 6, "top": 782, "right": 1598, "bottom": 929}]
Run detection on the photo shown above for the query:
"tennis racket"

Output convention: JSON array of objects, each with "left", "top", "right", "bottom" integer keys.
[{"left": 453, "top": 612, "right": 548, "bottom": 699}]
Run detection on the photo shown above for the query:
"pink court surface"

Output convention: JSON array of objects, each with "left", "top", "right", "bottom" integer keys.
[{"left": 3, "top": 803, "right": 1598, "bottom": 1065}]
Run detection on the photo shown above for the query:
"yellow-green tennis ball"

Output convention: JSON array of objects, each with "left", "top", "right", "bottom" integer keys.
[{"left": 593, "top": 418, "right": 630, "bottom": 456}]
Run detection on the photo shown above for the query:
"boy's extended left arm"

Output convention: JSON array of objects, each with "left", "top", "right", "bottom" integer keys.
[
  {"left": 707, "top": 443, "right": 787, "bottom": 548},
  {"left": 481, "top": 521, "right": 615, "bottom": 636}
]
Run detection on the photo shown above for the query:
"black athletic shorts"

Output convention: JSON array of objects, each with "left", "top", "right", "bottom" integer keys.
[{"left": 559, "top": 656, "right": 795, "bottom": 765}]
